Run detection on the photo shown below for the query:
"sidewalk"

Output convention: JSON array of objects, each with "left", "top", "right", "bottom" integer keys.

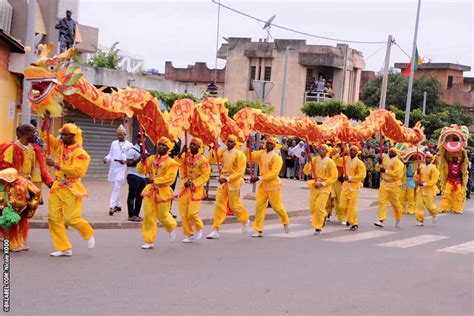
[{"left": 30, "top": 178, "right": 380, "bottom": 229}]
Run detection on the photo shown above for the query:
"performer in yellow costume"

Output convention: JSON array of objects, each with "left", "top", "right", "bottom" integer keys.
[
  {"left": 439, "top": 152, "right": 467, "bottom": 214},
  {"left": 414, "top": 152, "right": 440, "bottom": 226},
  {"left": 177, "top": 137, "right": 210, "bottom": 243},
  {"left": 327, "top": 144, "right": 346, "bottom": 224},
  {"left": 137, "top": 136, "right": 178, "bottom": 249},
  {"left": 303, "top": 144, "right": 338, "bottom": 235},
  {"left": 374, "top": 147, "right": 405, "bottom": 228},
  {"left": 43, "top": 123, "right": 95, "bottom": 257},
  {"left": 340, "top": 145, "right": 366, "bottom": 231},
  {"left": 249, "top": 137, "right": 289, "bottom": 237},
  {"left": 399, "top": 157, "right": 417, "bottom": 215},
  {"left": 207, "top": 135, "right": 249, "bottom": 239}
]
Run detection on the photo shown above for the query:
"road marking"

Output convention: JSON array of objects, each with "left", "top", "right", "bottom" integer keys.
[
  {"left": 268, "top": 226, "right": 346, "bottom": 238},
  {"left": 378, "top": 234, "right": 449, "bottom": 248},
  {"left": 425, "top": 213, "right": 448, "bottom": 220},
  {"left": 221, "top": 223, "right": 304, "bottom": 234},
  {"left": 436, "top": 241, "right": 474, "bottom": 254},
  {"left": 323, "top": 230, "right": 395, "bottom": 242}
]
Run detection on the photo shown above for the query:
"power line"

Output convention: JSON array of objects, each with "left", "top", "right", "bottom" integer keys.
[
  {"left": 211, "top": 0, "right": 386, "bottom": 45},
  {"left": 394, "top": 41, "right": 411, "bottom": 59},
  {"left": 364, "top": 44, "right": 388, "bottom": 62}
]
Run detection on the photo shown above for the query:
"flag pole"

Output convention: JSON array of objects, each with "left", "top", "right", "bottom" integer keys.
[{"left": 404, "top": 0, "right": 422, "bottom": 127}]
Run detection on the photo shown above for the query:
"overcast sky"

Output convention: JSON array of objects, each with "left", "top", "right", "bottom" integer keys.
[{"left": 79, "top": 0, "right": 473, "bottom": 76}]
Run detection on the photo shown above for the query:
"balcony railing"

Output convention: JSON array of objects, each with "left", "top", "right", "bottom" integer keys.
[{"left": 304, "top": 92, "right": 333, "bottom": 103}]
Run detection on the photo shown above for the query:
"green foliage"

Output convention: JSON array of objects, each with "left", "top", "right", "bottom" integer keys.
[
  {"left": 148, "top": 91, "right": 200, "bottom": 110},
  {"left": 225, "top": 100, "right": 274, "bottom": 118},
  {"left": 88, "top": 42, "right": 122, "bottom": 69},
  {"left": 301, "top": 100, "right": 370, "bottom": 121},
  {"left": 361, "top": 72, "right": 443, "bottom": 112}
]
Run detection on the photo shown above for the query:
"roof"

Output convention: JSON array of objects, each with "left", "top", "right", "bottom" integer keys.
[
  {"left": 0, "top": 29, "right": 25, "bottom": 53},
  {"left": 394, "top": 62, "right": 471, "bottom": 72}
]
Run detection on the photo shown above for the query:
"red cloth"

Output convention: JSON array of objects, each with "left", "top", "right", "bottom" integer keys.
[{"left": 447, "top": 163, "right": 461, "bottom": 191}]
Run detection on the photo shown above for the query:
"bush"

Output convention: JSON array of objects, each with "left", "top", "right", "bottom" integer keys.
[
  {"left": 301, "top": 100, "right": 370, "bottom": 121},
  {"left": 88, "top": 42, "right": 122, "bottom": 70},
  {"left": 225, "top": 100, "right": 274, "bottom": 118}
]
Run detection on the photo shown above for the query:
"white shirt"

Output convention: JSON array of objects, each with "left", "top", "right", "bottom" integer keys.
[
  {"left": 105, "top": 139, "right": 133, "bottom": 182},
  {"left": 126, "top": 144, "right": 146, "bottom": 178}
]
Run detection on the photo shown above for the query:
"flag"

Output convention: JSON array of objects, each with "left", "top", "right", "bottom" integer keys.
[{"left": 403, "top": 48, "right": 422, "bottom": 78}]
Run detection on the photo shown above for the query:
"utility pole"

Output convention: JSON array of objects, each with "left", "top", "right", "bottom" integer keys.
[
  {"left": 279, "top": 46, "right": 290, "bottom": 116},
  {"left": 340, "top": 44, "right": 349, "bottom": 100},
  {"left": 21, "top": 0, "right": 36, "bottom": 124},
  {"left": 422, "top": 91, "right": 427, "bottom": 115},
  {"left": 379, "top": 35, "right": 393, "bottom": 109},
  {"left": 404, "top": 0, "right": 422, "bottom": 127}
]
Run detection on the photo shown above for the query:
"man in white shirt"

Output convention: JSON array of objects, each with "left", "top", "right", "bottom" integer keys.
[
  {"left": 126, "top": 134, "right": 147, "bottom": 221},
  {"left": 103, "top": 125, "right": 133, "bottom": 216}
]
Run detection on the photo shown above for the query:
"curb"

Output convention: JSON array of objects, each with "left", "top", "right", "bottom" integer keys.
[{"left": 29, "top": 209, "right": 310, "bottom": 230}]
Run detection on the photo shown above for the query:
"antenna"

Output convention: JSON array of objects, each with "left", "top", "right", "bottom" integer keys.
[{"left": 263, "top": 15, "right": 276, "bottom": 42}]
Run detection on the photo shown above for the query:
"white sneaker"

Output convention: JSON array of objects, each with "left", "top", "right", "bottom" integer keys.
[
  {"left": 242, "top": 220, "right": 250, "bottom": 235},
  {"left": 141, "top": 243, "right": 154, "bottom": 249},
  {"left": 182, "top": 236, "right": 194, "bottom": 243},
  {"left": 283, "top": 224, "right": 290, "bottom": 234},
  {"left": 314, "top": 229, "right": 322, "bottom": 235},
  {"left": 416, "top": 221, "right": 424, "bottom": 226},
  {"left": 395, "top": 221, "right": 400, "bottom": 228},
  {"left": 87, "top": 236, "right": 95, "bottom": 250},
  {"left": 251, "top": 231, "right": 263, "bottom": 238},
  {"left": 432, "top": 217, "right": 437, "bottom": 224},
  {"left": 374, "top": 221, "right": 384, "bottom": 228},
  {"left": 50, "top": 250, "right": 72, "bottom": 257},
  {"left": 206, "top": 230, "right": 220, "bottom": 239},
  {"left": 169, "top": 230, "right": 176, "bottom": 242},
  {"left": 341, "top": 221, "right": 347, "bottom": 226},
  {"left": 194, "top": 230, "right": 203, "bottom": 241}
]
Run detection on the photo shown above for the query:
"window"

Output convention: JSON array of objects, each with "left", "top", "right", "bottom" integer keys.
[
  {"left": 264, "top": 67, "right": 272, "bottom": 81},
  {"left": 249, "top": 66, "right": 256, "bottom": 90},
  {"left": 447, "top": 76, "right": 453, "bottom": 89}
]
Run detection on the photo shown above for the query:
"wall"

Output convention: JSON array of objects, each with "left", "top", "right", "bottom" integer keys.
[{"left": 0, "top": 42, "right": 19, "bottom": 142}]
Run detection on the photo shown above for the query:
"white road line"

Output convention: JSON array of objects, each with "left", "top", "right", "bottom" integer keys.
[
  {"left": 268, "top": 226, "right": 347, "bottom": 238},
  {"left": 323, "top": 230, "right": 395, "bottom": 243},
  {"left": 220, "top": 223, "right": 303, "bottom": 234},
  {"left": 377, "top": 235, "right": 449, "bottom": 248},
  {"left": 436, "top": 241, "right": 474, "bottom": 254}
]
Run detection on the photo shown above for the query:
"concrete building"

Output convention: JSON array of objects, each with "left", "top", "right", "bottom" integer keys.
[
  {"left": 394, "top": 62, "right": 473, "bottom": 109},
  {"left": 0, "top": 29, "right": 24, "bottom": 143},
  {"left": 217, "top": 38, "right": 365, "bottom": 117}
]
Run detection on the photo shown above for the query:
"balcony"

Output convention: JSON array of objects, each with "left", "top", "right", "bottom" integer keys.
[{"left": 304, "top": 92, "right": 333, "bottom": 103}]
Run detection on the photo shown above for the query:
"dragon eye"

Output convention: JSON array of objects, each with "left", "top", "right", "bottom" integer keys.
[{"left": 47, "top": 65, "right": 56, "bottom": 72}]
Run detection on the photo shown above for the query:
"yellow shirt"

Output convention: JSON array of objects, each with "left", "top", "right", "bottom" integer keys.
[
  {"left": 303, "top": 156, "right": 338, "bottom": 193},
  {"left": 209, "top": 148, "right": 246, "bottom": 190},
  {"left": 137, "top": 154, "right": 179, "bottom": 203},
  {"left": 342, "top": 157, "right": 367, "bottom": 192},
  {"left": 177, "top": 153, "right": 211, "bottom": 200},
  {"left": 44, "top": 135, "right": 90, "bottom": 197},
  {"left": 249, "top": 150, "right": 283, "bottom": 191},
  {"left": 376, "top": 156, "right": 404, "bottom": 187},
  {"left": 414, "top": 163, "right": 440, "bottom": 196}
]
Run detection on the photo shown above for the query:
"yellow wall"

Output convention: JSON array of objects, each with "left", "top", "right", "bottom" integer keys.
[{"left": 0, "top": 72, "right": 19, "bottom": 143}]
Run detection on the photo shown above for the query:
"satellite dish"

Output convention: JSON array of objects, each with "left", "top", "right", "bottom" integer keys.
[{"left": 263, "top": 15, "right": 276, "bottom": 41}]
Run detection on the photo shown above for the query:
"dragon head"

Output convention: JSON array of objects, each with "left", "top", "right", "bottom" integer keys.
[
  {"left": 23, "top": 43, "right": 81, "bottom": 117},
  {"left": 438, "top": 124, "right": 469, "bottom": 153},
  {"left": 395, "top": 143, "right": 426, "bottom": 163}
]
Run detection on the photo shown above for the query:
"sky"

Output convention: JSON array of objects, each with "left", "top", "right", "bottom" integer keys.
[{"left": 79, "top": 0, "right": 473, "bottom": 75}]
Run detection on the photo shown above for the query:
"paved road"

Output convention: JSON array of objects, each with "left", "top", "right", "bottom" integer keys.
[{"left": 7, "top": 201, "right": 474, "bottom": 315}]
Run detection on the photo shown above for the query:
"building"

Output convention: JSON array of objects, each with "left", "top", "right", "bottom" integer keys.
[
  {"left": 217, "top": 38, "right": 365, "bottom": 117},
  {"left": 0, "top": 28, "right": 24, "bottom": 143},
  {"left": 394, "top": 62, "right": 473, "bottom": 109}
]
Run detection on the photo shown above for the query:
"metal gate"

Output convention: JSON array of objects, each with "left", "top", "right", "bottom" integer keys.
[{"left": 65, "top": 108, "right": 123, "bottom": 179}]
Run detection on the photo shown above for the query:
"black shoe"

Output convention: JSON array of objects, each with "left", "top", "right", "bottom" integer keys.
[
  {"left": 114, "top": 206, "right": 122, "bottom": 212},
  {"left": 350, "top": 225, "right": 358, "bottom": 231},
  {"left": 346, "top": 221, "right": 350, "bottom": 226},
  {"left": 314, "top": 229, "right": 322, "bottom": 235},
  {"left": 170, "top": 212, "right": 177, "bottom": 219},
  {"left": 109, "top": 208, "right": 115, "bottom": 216}
]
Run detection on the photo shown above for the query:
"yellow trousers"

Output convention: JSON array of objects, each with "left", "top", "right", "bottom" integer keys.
[
  {"left": 415, "top": 193, "right": 438, "bottom": 222},
  {"left": 142, "top": 197, "right": 177, "bottom": 243},
  {"left": 310, "top": 189, "right": 330, "bottom": 230},
  {"left": 378, "top": 185, "right": 403, "bottom": 222},
  {"left": 48, "top": 188, "right": 94, "bottom": 251},
  {"left": 3, "top": 219, "right": 26, "bottom": 250},
  {"left": 253, "top": 185, "right": 289, "bottom": 232},
  {"left": 340, "top": 190, "right": 359, "bottom": 226},
  {"left": 178, "top": 190, "right": 204, "bottom": 237},
  {"left": 440, "top": 182, "right": 465, "bottom": 213},
  {"left": 326, "top": 181, "right": 344, "bottom": 221},
  {"left": 212, "top": 185, "right": 249, "bottom": 230},
  {"left": 399, "top": 187, "right": 416, "bottom": 214}
]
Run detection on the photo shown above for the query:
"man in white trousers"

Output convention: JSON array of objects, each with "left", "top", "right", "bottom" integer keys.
[{"left": 104, "top": 125, "right": 133, "bottom": 216}]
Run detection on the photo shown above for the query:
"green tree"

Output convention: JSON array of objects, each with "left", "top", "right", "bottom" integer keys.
[
  {"left": 361, "top": 72, "right": 443, "bottom": 112},
  {"left": 88, "top": 42, "right": 122, "bottom": 69},
  {"left": 225, "top": 100, "right": 274, "bottom": 118},
  {"left": 148, "top": 91, "right": 200, "bottom": 110}
]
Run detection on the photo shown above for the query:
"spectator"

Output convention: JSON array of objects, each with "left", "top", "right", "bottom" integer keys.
[
  {"left": 290, "top": 141, "right": 305, "bottom": 180},
  {"left": 280, "top": 137, "right": 289, "bottom": 178},
  {"left": 126, "top": 134, "right": 147, "bottom": 221},
  {"left": 30, "top": 119, "right": 44, "bottom": 147},
  {"left": 287, "top": 140, "right": 297, "bottom": 179},
  {"left": 316, "top": 75, "right": 326, "bottom": 92}
]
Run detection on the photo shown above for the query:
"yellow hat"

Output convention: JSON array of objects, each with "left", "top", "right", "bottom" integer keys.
[
  {"left": 59, "top": 123, "right": 83, "bottom": 146},
  {"left": 190, "top": 137, "right": 204, "bottom": 148},
  {"left": 264, "top": 137, "right": 282, "bottom": 150},
  {"left": 227, "top": 135, "right": 238, "bottom": 143},
  {"left": 388, "top": 147, "right": 399, "bottom": 155},
  {"left": 158, "top": 136, "right": 174, "bottom": 152},
  {"left": 317, "top": 144, "right": 333, "bottom": 153},
  {"left": 350, "top": 145, "right": 360, "bottom": 152}
]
